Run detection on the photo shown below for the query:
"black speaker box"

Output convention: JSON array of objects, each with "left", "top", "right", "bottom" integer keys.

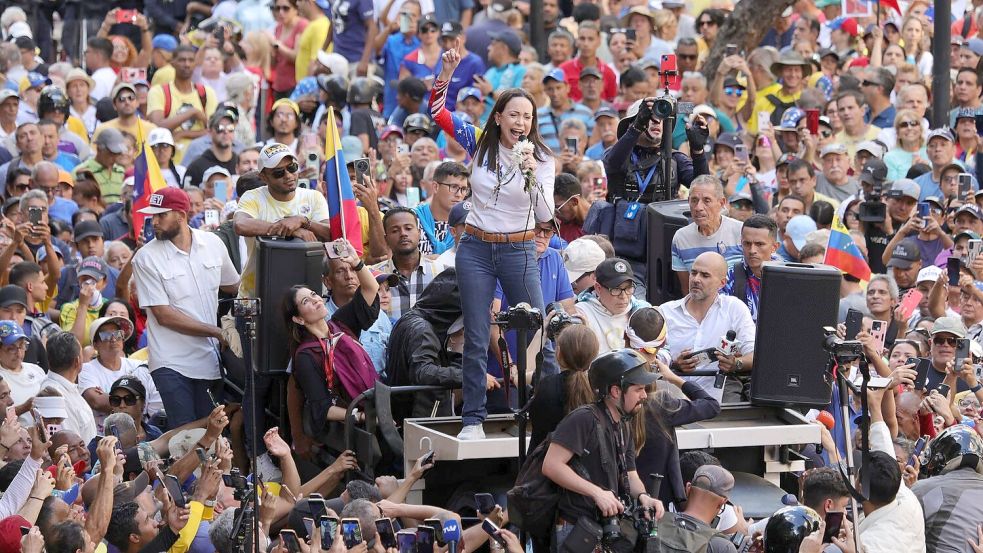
[
  {"left": 646, "top": 200, "right": 691, "bottom": 305},
  {"left": 750, "top": 263, "right": 841, "bottom": 408},
  {"left": 255, "top": 237, "right": 325, "bottom": 374}
]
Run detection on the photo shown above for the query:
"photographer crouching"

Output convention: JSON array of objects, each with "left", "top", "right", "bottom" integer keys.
[
  {"left": 542, "top": 349, "right": 665, "bottom": 552},
  {"left": 592, "top": 94, "right": 710, "bottom": 282}
]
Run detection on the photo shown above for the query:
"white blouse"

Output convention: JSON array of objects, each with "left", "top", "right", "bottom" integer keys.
[{"left": 466, "top": 143, "right": 556, "bottom": 234}]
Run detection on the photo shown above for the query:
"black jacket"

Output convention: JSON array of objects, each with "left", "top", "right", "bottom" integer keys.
[
  {"left": 636, "top": 381, "right": 721, "bottom": 506},
  {"left": 603, "top": 127, "right": 709, "bottom": 203},
  {"left": 386, "top": 269, "right": 463, "bottom": 422},
  {"left": 527, "top": 371, "right": 573, "bottom": 453}
]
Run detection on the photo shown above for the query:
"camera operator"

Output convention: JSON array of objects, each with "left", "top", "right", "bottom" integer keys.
[
  {"left": 858, "top": 169, "right": 916, "bottom": 274},
  {"left": 542, "top": 349, "right": 664, "bottom": 548},
  {"left": 657, "top": 465, "right": 740, "bottom": 553}
]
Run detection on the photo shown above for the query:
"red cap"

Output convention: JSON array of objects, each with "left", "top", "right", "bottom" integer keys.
[
  {"left": 138, "top": 187, "right": 191, "bottom": 215},
  {"left": 841, "top": 17, "right": 859, "bottom": 37},
  {"left": 0, "top": 515, "right": 31, "bottom": 552}
]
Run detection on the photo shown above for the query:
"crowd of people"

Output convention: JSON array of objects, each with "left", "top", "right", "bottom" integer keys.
[{"left": 0, "top": 0, "right": 979, "bottom": 551}]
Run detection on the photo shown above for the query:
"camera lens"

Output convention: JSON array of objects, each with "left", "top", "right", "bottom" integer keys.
[{"left": 652, "top": 97, "right": 675, "bottom": 120}]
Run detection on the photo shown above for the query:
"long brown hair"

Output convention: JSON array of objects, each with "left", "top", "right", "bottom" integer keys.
[
  {"left": 473, "top": 88, "right": 552, "bottom": 172},
  {"left": 282, "top": 285, "right": 311, "bottom": 357},
  {"left": 556, "top": 325, "right": 598, "bottom": 415}
]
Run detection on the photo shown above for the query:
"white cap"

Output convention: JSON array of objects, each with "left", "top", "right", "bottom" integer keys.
[
  {"left": 562, "top": 238, "right": 606, "bottom": 283},
  {"left": 917, "top": 265, "right": 942, "bottom": 283},
  {"left": 8, "top": 21, "right": 31, "bottom": 39},
  {"left": 316, "top": 51, "right": 350, "bottom": 78},
  {"left": 259, "top": 142, "right": 296, "bottom": 170},
  {"left": 34, "top": 396, "right": 67, "bottom": 420},
  {"left": 147, "top": 127, "right": 174, "bottom": 147}
]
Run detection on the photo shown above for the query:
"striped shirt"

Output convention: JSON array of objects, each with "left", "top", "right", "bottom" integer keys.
[
  {"left": 671, "top": 216, "right": 744, "bottom": 272},
  {"left": 371, "top": 257, "right": 446, "bottom": 321},
  {"left": 537, "top": 103, "right": 595, "bottom": 152}
]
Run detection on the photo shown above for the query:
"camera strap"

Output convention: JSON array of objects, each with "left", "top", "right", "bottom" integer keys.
[
  {"left": 594, "top": 403, "right": 631, "bottom": 502},
  {"left": 630, "top": 153, "right": 658, "bottom": 203}
]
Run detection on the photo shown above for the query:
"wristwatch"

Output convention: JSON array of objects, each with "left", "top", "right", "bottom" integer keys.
[
  {"left": 735, "top": 359, "right": 743, "bottom": 372},
  {"left": 971, "top": 383, "right": 982, "bottom": 393},
  {"left": 203, "top": 499, "right": 217, "bottom": 508}
]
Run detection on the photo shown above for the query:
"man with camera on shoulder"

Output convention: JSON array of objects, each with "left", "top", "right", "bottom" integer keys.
[{"left": 542, "top": 349, "right": 665, "bottom": 551}]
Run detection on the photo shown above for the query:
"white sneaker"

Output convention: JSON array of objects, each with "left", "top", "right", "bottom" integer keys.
[{"left": 457, "top": 424, "right": 486, "bottom": 440}]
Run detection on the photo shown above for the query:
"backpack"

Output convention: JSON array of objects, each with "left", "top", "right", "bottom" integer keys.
[
  {"left": 654, "top": 513, "right": 728, "bottom": 553},
  {"left": 507, "top": 404, "right": 606, "bottom": 539},
  {"left": 162, "top": 83, "right": 208, "bottom": 118},
  {"left": 765, "top": 94, "right": 797, "bottom": 126},
  {"left": 294, "top": 320, "right": 379, "bottom": 404}
]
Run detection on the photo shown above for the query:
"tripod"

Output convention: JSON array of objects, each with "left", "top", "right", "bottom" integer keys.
[
  {"left": 493, "top": 303, "right": 543, "bottom": 466},
  {"left": 234, "top": 298, "right": 262, "bottom": 553}
]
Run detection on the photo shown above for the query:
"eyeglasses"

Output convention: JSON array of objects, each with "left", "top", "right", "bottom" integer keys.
[
  {"left": 108, "top": 394, "right": 139, "bottom": 407},
  {"left": 861, "top": 80, "right": 879, "bottom": 88},
  {"left": 898, "top": 120, "right": 920, "bottom": 129},
  {"left": 677, "top": 53, "right": 698, "bottom": 60},
  {"left": 39, "top": 186, "right": 57, "bottom": 196},
  {"left": 273, "top": 4, "right": 292, "bottom": 11},
  {"left": 933, "top": 336, "right": 960, "bottom": 346},
  {"left": 12, "top": 183, "right": 28, "bottom": 191},
  {"left": 270, "top": 162, "right": 299, "bottom": 179},
  {"left": 214, "top": 124, "right": 236, "bottom": 133},
  {"left": 698, "top": 19, "right": 716, "bottom": 27},
  {"left": 607, "top": 283, "right": 636, "bottom": 297},
  {"left": 534, "top": 226, "right": 555, "bottom": 237},
  {"left": 97, "top": 330, "right": 125, "bottom": 342},
  {"left": 437, "top": 182, "right": 469, "bottom": 195},
  {"left": 959, "top": 398, "right": 981, "bottom": 407},
  {"left": 274, "top": 111, "right": 296, "bottom": 120},
  {"left": 723, "top": 87, "right": 743, "bottom": 97}
]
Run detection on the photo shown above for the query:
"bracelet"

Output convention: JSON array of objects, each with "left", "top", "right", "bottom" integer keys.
[
  {"left": 353, "top": 261, "right": 365, "bottom": 272},
  {"left": 29, "top": 496, "right": 44, "bottom": 501},
  {"left": 971, "top": 383, "right": 982, "bottom": 393}
]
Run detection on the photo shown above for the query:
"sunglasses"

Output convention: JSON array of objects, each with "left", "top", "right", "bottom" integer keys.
[
  {"left": 677, "top": 53, "right": 698, "bottom": 60},
  {"left": 898, "top": 120, "right": 920, "bottom": 129},
  {"left": 819, "top": 130, "right": 832, "bottom": 138},
  {"left": 270, "top": 161, "right": 299, "bottom": 179},
  {"left": 116, "top": 94, "right": 136, "bottom": 103},
  {"left": 861, "top": 80, "right": 879, "bottom": 88},
  {"left": 933, "top": 336, "right": 960, "bottom": 346},
  {"left": 723, "top": 87, "right": 743, "bottom": 97},
  {"left": 273, "top": 4, "right": 292, "bottom": 11},
  {"left": 698, "top": 20, "right": 716, "bottom": 27},
  {"left": 108, "top": 394, "right": 139, "bottom": 407},
  {"left": 97, "top": 330, "right": 125, "bottom": 342},
  {"left": 213, "top": 124, "right": 236, "bottom": 133}
]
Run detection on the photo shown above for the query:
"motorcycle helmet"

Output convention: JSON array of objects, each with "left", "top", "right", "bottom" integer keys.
[
  {"left": 921, "top": 424, "right": 983, "bottom": 477},
  {"left": 763, "top": 506, "right": 822, "bottom": 553},
  {"left": 587, "top": 348, "right": 657, "bottom": 400},
  {"left": 317, "top": 74, "right": 349, "bottom": 109},
  {"left": 38, "top": 86, "right": 70, "bottom": 118},
  {"left": 403, "top": 113, "right": 433, "bottom": 135},
  {"left": 347, "top": 77, "right": 378, "bottom": 105}
]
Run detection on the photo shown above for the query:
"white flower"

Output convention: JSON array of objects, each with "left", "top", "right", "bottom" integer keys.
[{"left": 512, "top": 139, "right": 535, "bottom": 168}]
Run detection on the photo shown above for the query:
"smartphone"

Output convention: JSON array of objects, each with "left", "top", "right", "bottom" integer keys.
[
  {"left": 416, "top": 525, "right": 436, "bottom": 553},
  {"left": 592, "top": 176, "right": 607, "bottom": 191},
  {"left": 47, "top": 423, "right": 61, "bottom": 437},
  {"left": 823, "top": 512, "right": 844, "bottom": 543},
  {"left": 914, "top": 358, "right": 932, "bottom": 389},
  {"left": 758, "top": 111, "right": 771, "bottom": 131},
  {"left": 121, "top": 67, "right": 147, "bottom": 83},
  {"left": 900, "top": 289, "right": 923, "bottom": 320},
  {"left": 397, "top": 530, "right": 417, "bottom": 553},
  {"left": 18, "top": 526, "right": 29, "bottom": 536},
  {"left": 971, "top": 239, "right": 983, "bottom": 264},
  {"left": 734, "top": 143, "right": 748, "bottom": 163},
  {"left": 725, "top": 43, "right": 737, "bottom": 57},
  {"left": 916, "top": 202, "right": 930, "bottom": 226},
  {"left": 164, "top": 474, "right": 186, "bottom": 508},
  {"left": 342, "top": 518, "right": 363, "bottom": 549},
  {"left": 325, "top": 239, "right": 352, "bottom": 259},
  {"left": 870, "top": 320, "right": 888, "bottom": 353},
  {"left": 481, "top": 519, "right": 508, "bottom": 548},
  {"left": 422, "top": 518, "right": 442, "bottom": 543},
  {"left": 852, "top": 373, "right": 893, "bottom": 389},
  {"left": 845, "top": 308, "right": 863, "bottom": 340},
  {"left": 320, "top": 516, "right": 339, "bottom": 549},
  {"left": 204, "top": 209, "right": 220, "bottom": 227},
  {"left": 281, "top": 530, "right": 302, "bottom": 553},
  {"left": 376, "top": 518, "right": 398, "bottom": 549},
  {"left": 115, "top": 9, "right": 137, "bottom": 23},
  {"left": 475, "top": 492, "right": 495, "bottom": 515},
  {"left": 976, "top": 113, "right": 983, "bottom": 136},
  {"left": 421, "top": 449, "right": 435, "bottom": 466},
  {"left": 565, "top": 136, "right": 578, "bottom": 153},
  {"left": 625, "top": 28, "right": 637, "bottom": 42},
  {"left": 303, "top": 518, "right": 316, "bottom": 540},
  {"left": 949, "top": 257, "right": 962, "bottom": 286},
  {"left": 109, "top": 425, "right": 123, "bottom": 453},
  {"left": 297, "top": 178, "right": 310, "bottom": 190},
  {"left": 27, "top": 206, "right": 41, "bottom": 225},
  {"left": 956, "top": 338, "right": 971, "bottom": 371},
  {"left": 397, "top": 143, "right": 410, "bottom": 155},
  {"left": 938, "top": 383, "right": 951, "bottom": 397},
  {"left": 31, "top": 408, "right": 47, "bottom": 443},
  {"left": 143, "top": 217, "right": 154, "bottom": 243},
  {"left": 660, "top": 54, "right": 680, "bottom": 88},
  {"left": 907, "top": 436, "right": 927, "bottom": 467},
  {"left": 958, "top": 173, "right": 974, "bottom": 201},
  {"left": 206, "top": 388, "right": 219, "bottom": 408},
  {"left": 195, "top": 447, "right": 208, "bottom": 465},
  {"left": 806, "top": 109, "right": 820, "bottom": 136},
  {"left": 309, "top": 497, "right": 327, "bottom": 521},
  {"left": 406, "top": 186, "right": 421, "bottom": 207}
]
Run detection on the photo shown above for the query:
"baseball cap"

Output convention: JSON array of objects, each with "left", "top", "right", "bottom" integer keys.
[
  {"left": 447, "top": 200, "right": 471, "bottom": 227},
  {"left": 729, "top": 191, "right": 753, "bottom": 206},
  {"left": 94, "top": 127, "right": 127, "bottom": 155},
  {"left": 594, "top": 257, "right": 634, "bottom": 289},
  {"left": 18, "top": 72, "right": 50, "bottom": 93},
  {"left": 778, "top": 107, "right": 804, "bottom": 130},
  {"left": 722, "top": 76, "right": 745, "bottom": 90},
  {"left": 77, "top": 256, "right": 109, "bottom": 281},
  {"left": 90, "top": 316, "right": 134, "bottom": 345},
  {"left": 202, "top": 165, "right": 232, "bottom": 183},
  {"left": 111, "top": 82, "right": 136, "bottom": 100},
  {"left": 925, "top": 196, "right": 945, "bottom": 210},
  {"left": 152, "top": 34, "right": 179, "bottom": 52},
  {"left": 0, "top": 90, "right": 19, "bottom": 104},
  {"left": 714, "top": 132, "right": 742, "bottom": 152},
  {"left": 341, "top": 136, "right": 364, "bottom": 162},
  {"left": 111, "top": 375, "right": 147, "bottom": 399},
  {"left": 917, "top": 265, "right": 943, "bottom": 284},
  {"left": 956, "top": 204, "right": 983, "bottom": 220},
  {"left": 692, "top": 465, "right": 735, "bottom": 498},
  {"left": 956, "top": 230, "right": 982, "bottom": 241},
  {"left": 440, "top": 21, "right": 463, "bottom": 39},
  {"left": 137, "top": 187, "right": 192, "bottom": 215},
  {"left": 543, "top": 68, "right": 566, "bottom": 84},
  {"left": 786, "top": 215, "right": 817, "bottom": 250},
  {"left": 489, "top": 30, "right": 522, "bottom": 56},
  {"left": 967, "top": 38, "right": 983, "bottom": 56},
  {"left": 932, "top": 316, "right": 968, "bottom": 338},
  {"left": 859, "top": 159, "right": 888, "bottom": 185},
  {"left": 563, "top": 239, "right": 606, "bottom": 284},
  {"left": 74, "top": 220, "right": 104, "bottom": 241},
  {"left": 456, "top": 86, "right": 483, "bottom": 104},
  {"left": 147, "top": 127, "right": 174, "bottom": 147},
  {"left": 259, "top": 142, "right": 297, "bottom": 170},
  {"left": 776, "top": 153, "right": 797, "bottom": 167},
  {"left": 34, "top": 395, "right": 67, "bottom": 420},
  {"left": 580, "top": 66, "right": 602, "bottom": 80},
  {"left": 0, "top": 320, "right": 26, "bottom": 346},
  {"left": 271, "top": 98, "right": 300, "bottom": 116},
  {"left": 209, "top": 107, "right": 239, "bottom": 128},
  {"left": 0, "top": 285, "right": 27, "bottom": 309},
  {"left": 886, "top": 239, "right": 922, "bottom": 269},
  {"left": 0, "top": 515, "right": 31, "bottom": 552},
  {"left": 371, "top": 270, "right": 400, "bottom": 287},
  {"left": 620, "top": 363, "right": 659, "bottom": 387},
  {"left": 927, "top": 128, "right": 955, "bottom": 143},
  {"left": 57, "top": 169, "right": 73, "bottom": 188},
  {"left": 819, "top": 143, "right": 848, "bottom": 157},
  {"left": 594, "top": 106, "right": 618, "bottom": 122},
  {"left": 113, "top": 471, "right": 151, "bottom": 503},
  {"left": 856, "top": 141, "right": 885, "bottom": 159},
  {"left": 887, "top": 178, "right": 920, "bottom": 200},
  {"left": 380, "top": 125, "right": 404, "bottom": 140},
  {"left": 955, "top": 107, "right": 978, "bottom": 122},
  {"left": 489, "top": 0, "right": 512, "bottom": 13}
]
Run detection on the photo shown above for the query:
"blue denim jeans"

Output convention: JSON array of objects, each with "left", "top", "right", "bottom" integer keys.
[
  {"left": 457, "top": 233, "right": 545, "bottom": 426},
  {"left": 151, "top": 368, "right": 221, "bottom": 429}
]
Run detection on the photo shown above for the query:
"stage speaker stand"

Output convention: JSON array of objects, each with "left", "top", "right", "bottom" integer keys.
[
  {"left": 646, "top": 200, "right": 690, "bottom": 305},
  {"left": 750, "top": 262, "right": 841, "bottom": 408}
]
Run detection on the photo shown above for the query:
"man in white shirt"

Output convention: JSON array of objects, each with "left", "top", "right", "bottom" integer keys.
[
  {"left": 0, "top": 319, "right": 45, "bottom": 414},
  {"left": 132, "top": 187, "right": 240, "bottom": 427},
  {"left": 575, "top": 257, "right": 650, "bottom": 353},
  {"left": 660, "top": 252, "right": 755, "bottom": 403},
  {"left": 84, "top": 38, "right": 117, "bottom": 102},
  {"left": 39, "top": 331, "right": 98, "bottom": 444}
]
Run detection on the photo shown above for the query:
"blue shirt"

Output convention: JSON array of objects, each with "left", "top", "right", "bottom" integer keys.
[
  {"left": 433, "top": 51, "right": 485, "bottom": 112},
  {"left": 481, "top": 63, "right": 526, "bottom": 117},
  {"left": 915, "top": 165, "right": 977, "bottom": 200},
  {"left": 536, "top": 102, "right": 595, "bottom": 152},
  {"left": 326, "top": 296, "right": 391, "bottom": 375},
  {"left": 433, "top": 0, "right": 474, "bottom": 24},
  {"left": 721, "top": 261, "right": 762, "bottom": 323},
  {"left": 382, "top": 33, "right": 420, "bottom": 119},
  {"left": 866, "top": 104, "right": 897, "bottom": 129},
  {"left": 49, "top": 196, "right": 79, "bottom": 224},
  {"left": 330, "top": 0, "right": 375, "bottom": 63},
  {"left": 54, "top": 151, "right": 81, "bottom": 172}
]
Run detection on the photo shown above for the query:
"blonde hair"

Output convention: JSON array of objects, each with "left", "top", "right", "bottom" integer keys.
[{"left": 243, "top": 31, "right": 274, "bottom": 76}]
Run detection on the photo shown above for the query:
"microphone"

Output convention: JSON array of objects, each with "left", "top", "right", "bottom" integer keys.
[
  {"left": 518, "top": 134, "right": 527, "bottom": 142},
  {"left": 719, "top": 330, "right": 739, "bottom": 356},
  {"left": 441, "top": 519, "right": 461, "bottom": 553}
]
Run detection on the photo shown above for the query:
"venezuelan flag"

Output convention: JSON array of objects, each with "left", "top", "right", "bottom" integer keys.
[
  {"left": 131, "top": 130, "right": 167, "bottom": 240},
  {"left": 324, "top": 109, "right": 363, "bottom": 255},
  {"left": 824, "top": 215, "right": 871, "bottom": 282}
]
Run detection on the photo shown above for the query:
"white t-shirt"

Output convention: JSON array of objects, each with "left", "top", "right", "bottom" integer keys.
[
  {"left": 0, "top": 362, "right": 46, "bottom": 408},
  {"left": 79, "top": 357, "right": 163, "bottom": 428},
  {"left": 90, "top": 67, "right": 117, "bottom": 102}
]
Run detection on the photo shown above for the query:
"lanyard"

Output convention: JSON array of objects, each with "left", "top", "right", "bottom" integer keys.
[{"left": 631, "top": 153, "right": 658, "bottom": 201}]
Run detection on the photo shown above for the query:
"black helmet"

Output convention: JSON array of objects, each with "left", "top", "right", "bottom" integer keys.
[
  {"left": 317, "top": 74, "right": 349, "bottom": 108},
  {"left": 921, "top": 424, "right": 983, "bottom": 477},
  {"left": 587, "top": 348, "right": 657, "bottom": 399},
  {"left": 403, "top": 113, "right": 433, "bottom": 135},
  {"left": 347, "top": 77, "right": 378, "bottom": 105},
  {"left": 38, "top": 86, "right": 70, "bottom": 118},
  {"left": 763, "top": 506, "right": 822, "bottom": 553}
]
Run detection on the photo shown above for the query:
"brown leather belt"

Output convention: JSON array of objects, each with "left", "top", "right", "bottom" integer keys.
[{"left": 464, "top": 224, "right": 535, "bottom": 243}]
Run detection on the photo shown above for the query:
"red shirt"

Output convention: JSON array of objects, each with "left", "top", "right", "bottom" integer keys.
[
  {"left": 559, "top": 220, "right": 585, "bottom": 243},
  {"left": 559, "top": 57, "right": 618, "bottom": 103}
]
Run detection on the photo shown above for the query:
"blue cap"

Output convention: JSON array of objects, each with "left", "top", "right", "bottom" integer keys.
[
  {"left": 152, "top": 34, "right": 178, "bottom": 52},
  {"left": 0, "top": 320, "right": 26, "bottom": 346},
  {"left": 456, "top": 86, "right": 483, "bottom": 103},
  {"left": 786, "top": 215, "right": 817, "bottom": 250},
  {"left": 967, "top": 38, "right": 983, "bottom": 56},
  {"left": 448, "top": 200, "right": 471, "bottom": 226},
  {"left": 779, "top": 107, "right": 805, "bottom": 130},
  {"left": 314, "top": 0, "right": 330, "bottom": 10},
  {"left": 24, "top": 72, "right": 50, "bottom": 90},
  {"left": 543, "top": 68, "right": 566, "bottom": 84}
]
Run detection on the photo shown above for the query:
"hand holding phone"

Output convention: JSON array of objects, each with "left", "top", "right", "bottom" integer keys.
[
  {"left": 822, "top": 512, "right": 844, "bottom": 543},
  {"left": 164, "top": 474, "right": 186, "bottom": 508}
]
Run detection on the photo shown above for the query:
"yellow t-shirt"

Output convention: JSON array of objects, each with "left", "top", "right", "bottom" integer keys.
[
  {"left": 94, "top": 119, "right": 157, "bottom": 151},
  {"left": 296, "top": 17, "right": 332, "bottom": 83},
  {"left": 59, "top": 300, "right": 103, "bottom": 347},
  {"left": 834, "top": 125, "right": 881, "bottom": 159},
  {"left": 146, "top": 83, "right": 217, "bottom": 164},
  {"left": 749, "top": 83, "right": 800, "bottom": 135},
  {"left": 151, "top": 65, "right": 176, "bottom": 87},
  {"left": 67, "top": 116, "right": 90, "bottom": 143}
]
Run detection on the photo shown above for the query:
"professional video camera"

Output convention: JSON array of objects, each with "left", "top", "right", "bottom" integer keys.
[
  {"left": 545, "top": 302, "right": 581, "bottom": 340},
  {"left": 649, "top": 93, "right": 695, "bottom": 122},
  {"left": 493, "top": 302, "right": 543, "bottom": 332},
  {"left": 822, "top": 327, "right": 864, "bottom": 362},
  {"left": 223, "top": 468, "right": 250, "bottom": 501},
  {"left": 859, "top": 179, "right": 886, "bottom": 223}
]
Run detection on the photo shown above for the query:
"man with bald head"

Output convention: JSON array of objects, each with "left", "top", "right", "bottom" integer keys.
[
  {"left": 33, "top": 160, "right": 77, "bottom": 224},
  {"left": 660, "top": 252, "right": 756, "bottom": 403}
]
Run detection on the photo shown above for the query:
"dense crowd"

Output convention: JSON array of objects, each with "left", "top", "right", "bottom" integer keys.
[{"left": 0, "top": 0, "right": 979, "bottom": 551}]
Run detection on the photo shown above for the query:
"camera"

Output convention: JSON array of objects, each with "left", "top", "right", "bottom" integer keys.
[
  {"left": 352, "top": 157, "right": 370, "bottom": 177},
  {"left": 600, "top": 517, "right": 622, "bottom": 545},
  {"left": 545, "top": 302, "right": 580, "bottom": 340},
  {"left": 822, "top": 327, "right": 864, "bottom": 362},
  {"left": 650, "top": 94, "right": 694, "bottom": 121},
  {"left": 859, "top": 180, "right": 886, "bottom": 223},
  {"left": 223, "top": 468, "right": 250, "bottom": 501},
  {"left": 492, "top": 302, "right": 543, "bottom": 331}
]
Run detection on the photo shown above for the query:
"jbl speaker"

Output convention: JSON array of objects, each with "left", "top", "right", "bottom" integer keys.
[
  {"left": 646, "top": 200, "right": 690, "bottom": 305},
  {"left": 255, "top": 237, "right": 325, "bottom": 374},
  {"left": 750, "top": 263, "right": 841, "bottom": 408}
]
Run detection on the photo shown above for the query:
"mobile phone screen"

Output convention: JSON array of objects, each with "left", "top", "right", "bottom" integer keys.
[
  {"left": 164, "top": 475, "right": 186, "bottom": 508},
  {"left": 342, "top": 519, "right": 362, "bottom": 549},
  {"left": 321, "top": 517, "right": 339, "bottom": 549},
  {"left": 823, "top": 512, "right": 843, "bottom": 543},
  {"left": 376, "top": 518, "right": 397, "bottom": 549},
  {"left": 416, "top": 526, "right": 435, "bottom": 553}
]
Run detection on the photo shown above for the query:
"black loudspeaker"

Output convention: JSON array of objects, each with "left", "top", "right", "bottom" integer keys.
[
  {"left": 646, "top": 200, "right": 690, "bottom": 305},
  {"left": 255, "top": 237, "right": 325, "bottom": 374},
  {"left": 750, "top": 263, "right": 841, "bottom": 408}
]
